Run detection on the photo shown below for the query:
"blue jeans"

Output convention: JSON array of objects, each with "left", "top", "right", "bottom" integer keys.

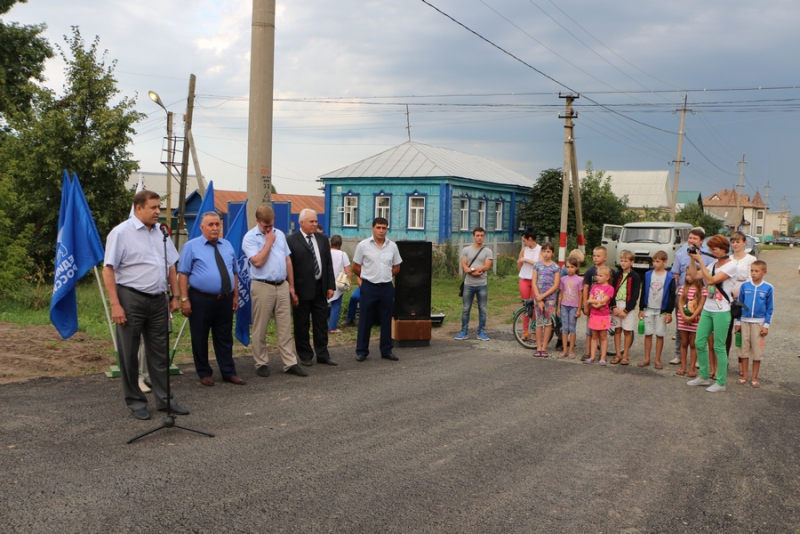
[
  {"left": 328, "top": 294, "right": 343, "bottom": 331},
  {"left": 461, "top": 284, "right": 488, "bottom": 334},
  {"left": 346, "top": 286, "right": 361, "bottom": 323}
]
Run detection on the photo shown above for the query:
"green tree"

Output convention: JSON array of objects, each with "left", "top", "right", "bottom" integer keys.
[
  {"left": 675, "top": 202, "right": 725, "bottom": 234},
  {"left": 0, "top": 27, "right": 144, "bottom": 270},
  {"left": 789, "top": 215, "right": 800, "bottom": 234},
  {"left": 0, "top": 0, "right": 53, "bottom": 118},
  {"left": 519, "top": 168, "right": 574, "bottom": 241}
]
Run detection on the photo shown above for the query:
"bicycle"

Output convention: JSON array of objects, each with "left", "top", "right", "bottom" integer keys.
[{"left": 512, "top": 298, "right": 564, "bottom": 351}]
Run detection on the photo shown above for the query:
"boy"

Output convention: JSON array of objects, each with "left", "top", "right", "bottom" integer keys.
[
  {"left": 734, "top": 260, "right": 774, "bottom": 388},
  {"left": 610, "top": 250, "right": 640, "bottom": 365},
  {"left": 637, "top": 250, "right": 676, "bottom": 369},
  {"left": 581, "top": 246, "right": 613, "bottom": 361}
]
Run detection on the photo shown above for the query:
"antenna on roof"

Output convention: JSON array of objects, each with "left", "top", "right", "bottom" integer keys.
[{"left": 406, "top": 104, "right": 411, "bottom": 142}]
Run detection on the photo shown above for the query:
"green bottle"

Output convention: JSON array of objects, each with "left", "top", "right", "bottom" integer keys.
[
  {"left": 735, "top": 330, "right": 742, "bottom": 348},
  {"left": 638, "top": 318, "right": 645, "bottom": 335}
]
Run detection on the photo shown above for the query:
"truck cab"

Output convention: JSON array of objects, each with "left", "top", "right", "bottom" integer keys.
[{"left": 602, "top": 222, "right": 692, "bottom": 272}]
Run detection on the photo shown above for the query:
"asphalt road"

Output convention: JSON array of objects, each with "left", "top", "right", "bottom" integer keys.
[{"left": 3, "top": 250, "right": 800, "bottom": 533}]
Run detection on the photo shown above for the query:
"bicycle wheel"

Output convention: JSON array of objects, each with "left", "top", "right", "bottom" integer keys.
[{"left": 512, "top": 307, "right": 537, "bottom": 349}]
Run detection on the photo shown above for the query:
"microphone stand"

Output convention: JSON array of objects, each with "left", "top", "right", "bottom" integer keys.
[{"left": 128, "top": 224, "right": 214, "bottom": 444}]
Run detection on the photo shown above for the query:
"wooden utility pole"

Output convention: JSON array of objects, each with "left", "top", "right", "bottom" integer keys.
[
  {"left": 405, "top": 104, "right": 411, "bottom": 142},
  {"left": 734, "top": 153, "right": 747, "bottom": 231},
  {"left": 569, "top": 128, "right": 585, "bottom": 255},
  {"left": 187, "top": 129, "right": 206, "bottom": 195},
  {"left": 669, "top": 94, "right": 688, "bottom": 222},
  {"left": 176, "top": 74, "right": 196, "bottom": 249},
  {"left": 558, "top": 93, "right": 578, "bottom": 265},
  {"left": 165, "top": 111, "right": 174, "bottom": 233},
  {"left": 246, "top": 0, "right": 276, "bottom": 226}
]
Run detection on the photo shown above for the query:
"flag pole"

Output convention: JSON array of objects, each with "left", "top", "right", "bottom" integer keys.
[{"left": 95, "top": 266, "right": 121, "bottom": 377}]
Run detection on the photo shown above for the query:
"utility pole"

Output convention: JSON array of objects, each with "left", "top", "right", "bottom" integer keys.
[
  {"left": 735, "top": 153, "right": 747, "bottom": 232},
  {"left": 175, "top": 74, "right": 196, "bottom": 249},
  {"left": 246, "top": 0, "right": 276, "bottom": 226},
  {"left": 187, "top": 129, "right": 206, "bottom": 195},
  {"left": 669, "top": 94, "right": 689, "bottom": 222},
  {"left": 558, "top": 93, "right": 578, "bottom": 265},
  {"left": 165, "top": 111, "right": 174, "bottom": 233},
  {"left": 405, "top": 105, "right": 411, "bottom": 142},
  {"left": 780, "top": 197, "right": 787, "bottom": 235},
  {"left": 764, "top": 181, "right": 771, "bottom": 210},
  {"left": 569, "top": 125, "right": 585, "bottom": 255}
]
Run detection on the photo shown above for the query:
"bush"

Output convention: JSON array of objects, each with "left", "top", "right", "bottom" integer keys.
[
  {"left": 493, "top": 254, "right": 518, "bottom": 278},
  {"left": 432, "top": 240, "right": 460, "bottom": 279}
]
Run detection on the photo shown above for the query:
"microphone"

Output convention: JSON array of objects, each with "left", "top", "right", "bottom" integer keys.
[{"left": 160, "top": 224, "right": 169, "bottom": 237}]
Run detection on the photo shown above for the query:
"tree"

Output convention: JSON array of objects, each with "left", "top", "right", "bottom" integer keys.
[
  {"left": 675, "top": 202, "right": 725, "bottom": 235},
  {"left": 0, "top": 0, "right": 53, "bottom": 119},
  {"left": 0, "top": 28, "right": 144, "bottom": 270},
  {"left": 789, "top": 215, "right": 800, "bottom": 234},
  {"left": 519, "top": 168, "right": 574, "bottom": 241}
]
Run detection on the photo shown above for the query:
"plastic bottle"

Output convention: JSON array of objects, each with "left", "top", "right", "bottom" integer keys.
[
  {"left": 638, "top": 318, "right": 645, "bottom": 335},
  {"left": 735, "top": 330, "right": 742, "bottom": 348}
]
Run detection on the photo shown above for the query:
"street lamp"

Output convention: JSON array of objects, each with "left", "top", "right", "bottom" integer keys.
[{"left": 148, "top": 90, "right": 175, "bottom": 244}]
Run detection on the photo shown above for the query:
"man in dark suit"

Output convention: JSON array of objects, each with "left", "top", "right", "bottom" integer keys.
[{"left": 286, "top": 209, "right": 337, "bottom": 366}]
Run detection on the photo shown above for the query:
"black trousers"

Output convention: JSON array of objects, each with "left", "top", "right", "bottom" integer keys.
[
  {"left": 293, "top": 279, "right": 330, "bottom": 363},
  {"left": 188, "top": 289, "right": 237, "bottom": 379},
  {"left": 356, "top": 280, "right": 394, "bottom": 357}
]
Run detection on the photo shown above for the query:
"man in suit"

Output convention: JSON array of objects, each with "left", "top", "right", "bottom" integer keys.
[{"left": 286, "top": 209, "right": 337, "bottom": 366}]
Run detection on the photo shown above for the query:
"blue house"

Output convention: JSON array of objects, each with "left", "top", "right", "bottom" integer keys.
[{"left": 319, "top": 142, "right": 532, "bottom": 249}]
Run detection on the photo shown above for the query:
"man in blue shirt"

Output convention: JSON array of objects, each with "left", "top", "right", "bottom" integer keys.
[{"left": 178, "top": 212, "right": 244, "bottom": 386}]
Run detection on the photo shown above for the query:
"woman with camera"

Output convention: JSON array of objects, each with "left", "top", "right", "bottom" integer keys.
[{"left": 686, "top": 234, "right": 738, "bottom": 392}]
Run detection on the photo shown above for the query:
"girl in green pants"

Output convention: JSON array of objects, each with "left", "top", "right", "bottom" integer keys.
[{"left": 686, "top": 234, "right": 738, "bottom": 392}]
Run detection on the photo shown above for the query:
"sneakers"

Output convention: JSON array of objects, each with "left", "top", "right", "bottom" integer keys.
[
  {"left": 687, "top": 377, "right": 712, "bottom": 386},
  {"left": 455, "top": 331, "right": 468, "bottom": 340},
  {"left": 669, "top": 357, "right": 681, "bottom": 365},
  {"left": 477, "top": 332, "right": 490, "bottom": 341},
  {"left": 706, "top": 383, "right": 726, "bottom": 393}
]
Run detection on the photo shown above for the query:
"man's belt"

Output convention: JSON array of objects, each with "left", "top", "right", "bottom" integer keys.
[
  {"left": 253, "top": 279, "right": 285, "bottom": 286},
  {"left": 118, "top": 285, "right": 164, "bottom": 298},
  {"left": 191, "top": 287, "right": 232, "bottom": 300}
]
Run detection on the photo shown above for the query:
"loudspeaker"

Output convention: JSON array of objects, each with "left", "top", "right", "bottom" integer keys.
[{"left": 393, "top": 241, "right": 432, "bottom": 320}]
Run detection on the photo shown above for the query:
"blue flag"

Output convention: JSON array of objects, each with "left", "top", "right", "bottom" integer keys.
[
  {"left": 50, "top": 171, "right": 105, "bottom": 339},
  {"left": 227, "top": 200, "right": 251, "bottom": 346},
  {"left": 189, "top": 180, "right": 214, "bottom": 240}
]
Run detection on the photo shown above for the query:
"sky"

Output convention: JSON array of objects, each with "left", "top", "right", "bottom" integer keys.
[{"left": 6, "top": 0, "right": 800, "bottom": 213}]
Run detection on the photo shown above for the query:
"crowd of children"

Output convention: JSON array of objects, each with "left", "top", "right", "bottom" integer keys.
[{"left": 517, "top": 231, "right": 775, "bottom": 393}]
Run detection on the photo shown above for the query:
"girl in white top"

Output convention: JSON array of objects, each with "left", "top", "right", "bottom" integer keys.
[
  {"left": 727, "top": 231, "right": 756, "bottom": 373},
  {"left": 516, "top": 229, "right": 541, "bottom": 336},
  {"left": 327, "top": 235, "right": 351, "bottom": 333}
]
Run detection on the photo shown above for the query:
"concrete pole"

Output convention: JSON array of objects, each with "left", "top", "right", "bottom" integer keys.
[
  {"left": 165, "top": 111, "right": 173, "bottom": 233},
  {"left": 246, "top": 0, "right": 276, "bottom": 226},
  {"left": 558, "top": 94, "right": 577, "bottom": 266},
  {"left": 175, "top": 74, "right": 196, "bottom": 249},
  {"left": 669, "top": 94, "right": 688, "bottom": 222},
  {"left": 735, "top": 153, "right": 746, "bottom": 231}
]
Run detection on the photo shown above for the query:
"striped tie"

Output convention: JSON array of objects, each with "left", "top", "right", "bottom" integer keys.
[{"left": 307, "top": 235, "right": 320, "bottom": 277}]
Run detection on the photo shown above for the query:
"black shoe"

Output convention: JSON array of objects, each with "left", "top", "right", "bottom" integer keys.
[
  {"left": 356, "top": 354, "right": 367, "bottom": 362},
  {"left": 300, "top": 359, "right": 313, "bottom": 366},
  {"left": 607, "top": 350, "right": 617, "bottom": 357},
  {"left": 257, "top": 365, "right": 270, "bottom": 377},
  {"left": 158, "top": 404, "right": 190, "bottom": 416},
  {"left": 318, "top": 359, "right": 338, "bottom": 366},
  {"left": 381, "top": 353, "right": 399, "bottom": 361},
  {"left": 286, "top": 364, "right": 308, "bottom": 377},
  {"left": 133, "top": 408, "right": 151, "bottom": 420}
]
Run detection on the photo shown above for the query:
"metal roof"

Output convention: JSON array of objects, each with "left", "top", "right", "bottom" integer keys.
[
  {"left": 578, "top": 170, "right": 672, "bottom": 209},
  {"left": 319, "top": 141, "right": 532, "bottom": 188}
]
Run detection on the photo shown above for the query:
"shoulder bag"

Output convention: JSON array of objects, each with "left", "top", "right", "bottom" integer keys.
[
  {"left": 335, "top": 251, "right": 351, "bottom": 292},
  {"left": 459, "top": 247, "right": 486, "bottom": 297}
]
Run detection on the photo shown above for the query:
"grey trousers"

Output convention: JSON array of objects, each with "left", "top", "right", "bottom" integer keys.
[{"left": 116, "top": 286, "right": 176, "bottom": 412}]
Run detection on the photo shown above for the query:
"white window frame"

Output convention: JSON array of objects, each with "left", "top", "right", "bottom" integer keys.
[
  {"left": 478, "top": 200, "right": 486, "bottom": 229},
  {"left": 408, "top": 197, "right": 426, "bottom": 230},
  {"left": 343, "top": 196, "right": 358, "bottom": 227},
  {"left": 375, "top": 196, "right": 391, "bottom": 222},
  {"left": 460, "top": 199, "right": 469, "bottom": 230},
  {"left": 495, "top": 201, "right": 503, "bottom": 231}
]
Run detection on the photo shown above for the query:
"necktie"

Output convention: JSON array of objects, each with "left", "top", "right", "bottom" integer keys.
[
  {"left": 212, "top": 241, "right": 232, "bottom": 295},
  {"left": 307, "top": 235, "right": 321, "bottom": 277}
]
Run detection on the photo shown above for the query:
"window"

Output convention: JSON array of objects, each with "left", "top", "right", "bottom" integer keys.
[
  {"left": 343, "top": 196, "right": 358, "bottom": 227},
  {"left": 478, "top": 200, "right": 486, "bottom": 229},
  {"left": 375, "top": 196, "right": 390, "bottom": 222},
  {"left": 460, "top": 199, "right": 469, "bottom": 230},
  {"left": 495, "top": 202, "right": 503, "bottom": 231},
  {"left": 408, "top": 197, "right": 426, "bottom": 229},
  {"left": 757, "top": 210, "right": 764, "bottom": 220},
  {"left": 756, "top": 225, "right": 763, "bottom": 234}
]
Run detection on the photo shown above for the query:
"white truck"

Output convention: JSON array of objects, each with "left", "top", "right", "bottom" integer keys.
[{"left": 601, "top": 221, "right": 693, "bottom": 271}]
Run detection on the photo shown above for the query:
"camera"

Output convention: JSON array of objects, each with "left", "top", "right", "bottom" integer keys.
[{"left": 687, "top": 245, "right": 697, "bottom": 254}]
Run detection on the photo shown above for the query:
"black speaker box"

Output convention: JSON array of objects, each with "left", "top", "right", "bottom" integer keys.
[{"left": 393, "top": 241, "right": 432, "bottom": 320}]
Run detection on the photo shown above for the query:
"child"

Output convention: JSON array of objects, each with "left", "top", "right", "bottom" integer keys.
[
  {"left": 558, "top": 256, "right": 583, "bottom": 359},
  {"left": 516, "top": 229, "right": 541, "bottom": 340},
  {"left": 676, "top": 271, "right": 706, "bottom": 377},
  {"left": 581, "top": 246, "right": 611, "bottom": 361},
  {"left": 531, "top": 242, "right": 561, "bottom": 357},
  {"left": 637, "top": 250, "right": 676, "bottom": 369},
  {"left": 610, "top": 250, "right": 640, "bottom": 365},
  {"left": 584, "top": 265, "right": 615, "bottom": 365},
  {"left": 734, "top": 260, "right": 774, "bottom": 388}
]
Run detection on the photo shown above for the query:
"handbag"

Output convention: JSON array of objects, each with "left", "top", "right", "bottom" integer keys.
[
  {"left": 459, "top": 246, "right": 486, "bottom": 297},
  {"left": 712, "top": 265, "right": 748, "bottom": 319},
  {"left": 335, "top": 252, "right": 351, "bottom": 292}
]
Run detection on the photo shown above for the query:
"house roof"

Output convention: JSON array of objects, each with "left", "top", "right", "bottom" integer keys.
[
  {"left": 676, "top": 190, "right": 703, "bottom": 206},
  {"left": 210, "top": 191, "right": 325, "bottom": 215},
  {"left": 318, "top": 141, "right": 532, "bottom": 188},
  {"left": 577, "top": 170, "right": 672, "bottom": 209},
  {"left": 703, "top": 188, "right": 766, "bottom": 208}
]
